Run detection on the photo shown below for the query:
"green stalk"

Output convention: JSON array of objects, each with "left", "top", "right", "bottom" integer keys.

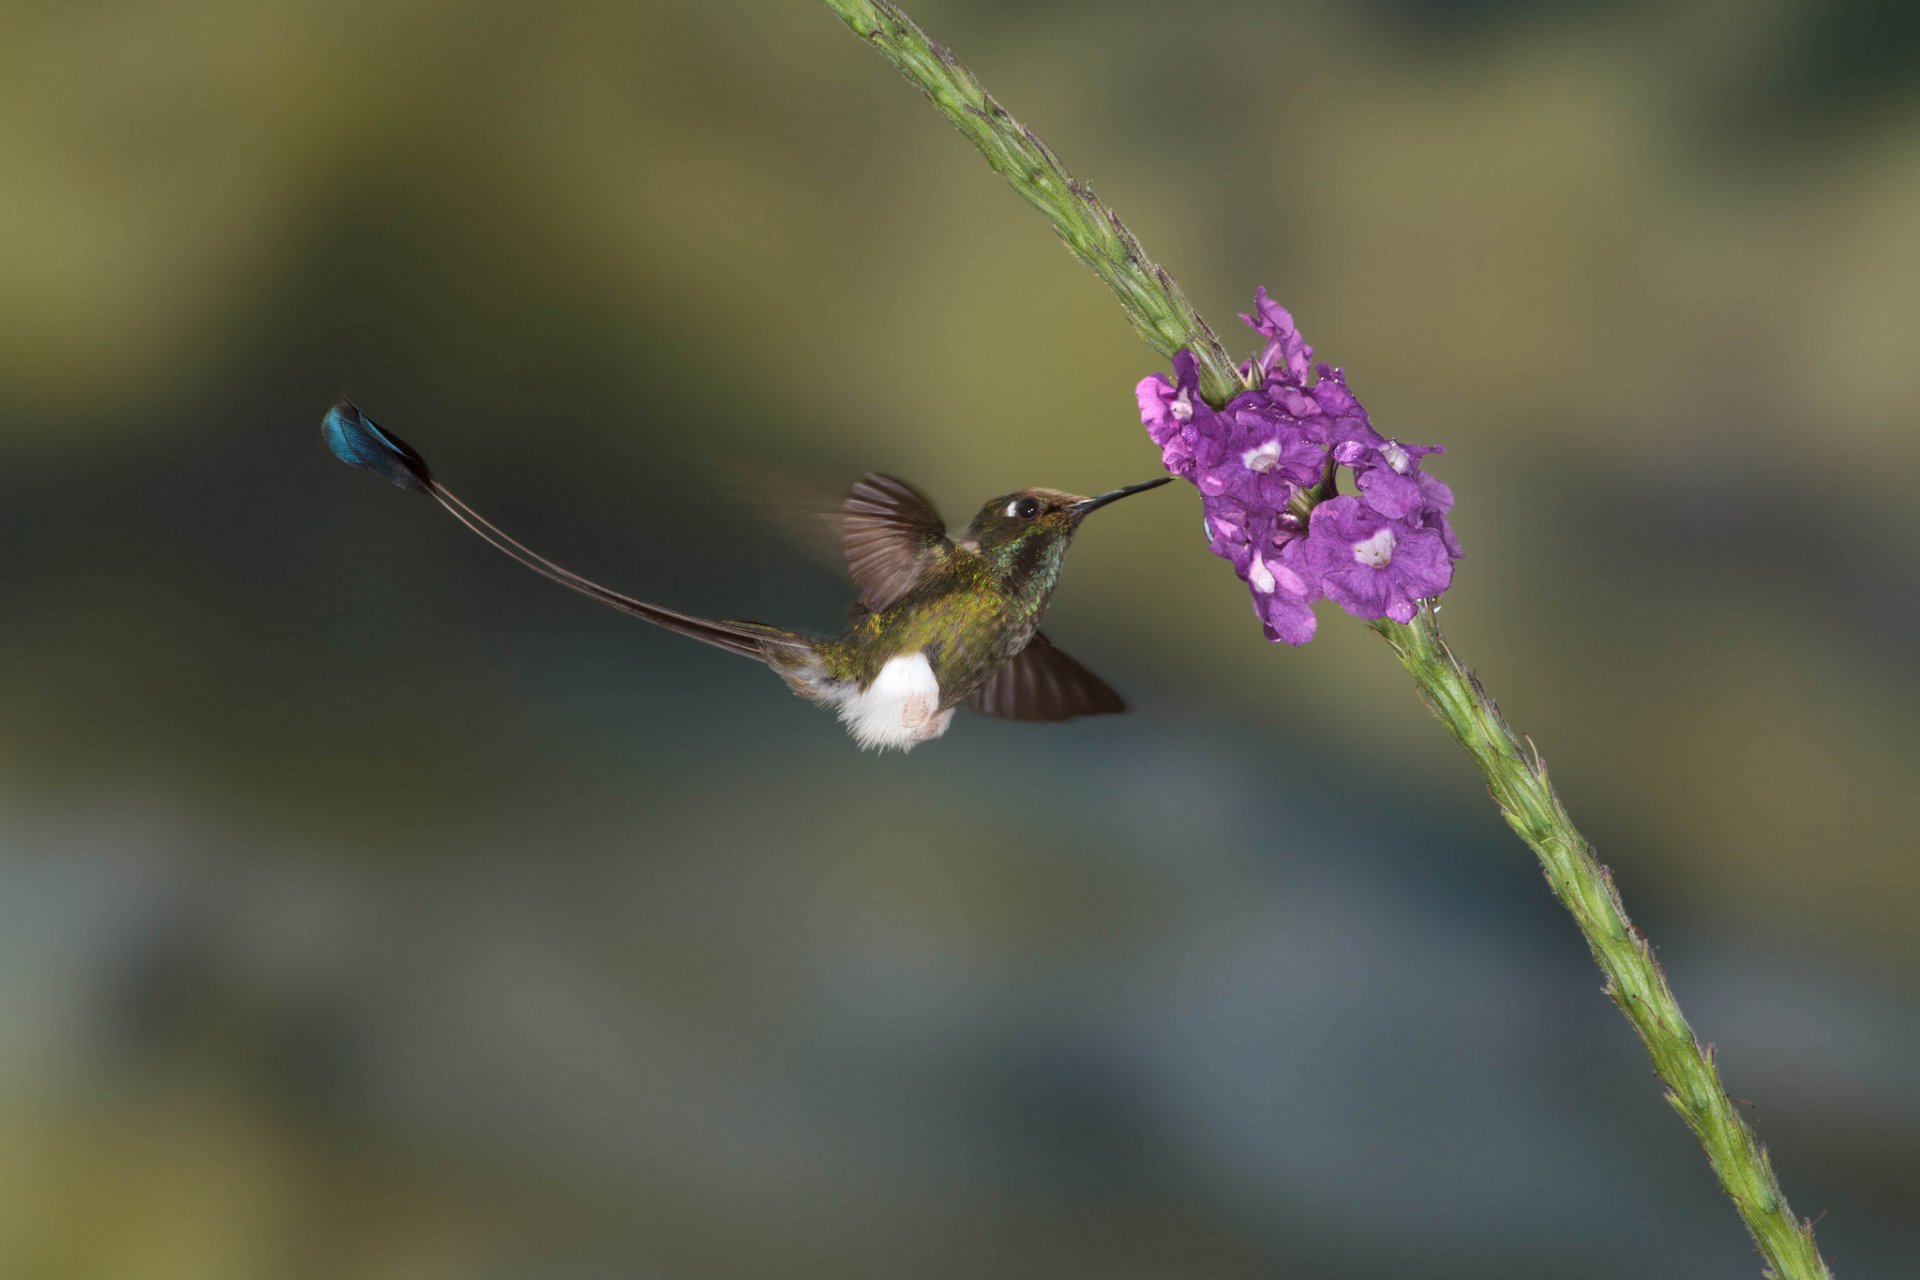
[
  {"left": 820, "top": 3, "right": 1835, "bottom": 1277},
  {"left": 1376, "top": 610, "right": 1831, "bottom": 1280},
  {"left": 818, "top": 0, "right": 1245, "bottom": 407}
]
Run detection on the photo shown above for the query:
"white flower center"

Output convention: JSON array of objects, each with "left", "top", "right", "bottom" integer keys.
[
  {"left": 1248, "top": 556, "right": 1276, "bottom": 594},
  {"left": 1170, "top": 390, "right": 1193, "bottom": 423},
  {"left": 1351, "top": 527, "right": 1396, "bottom": 568},
  {"left": 1241, "top": 440, "right": 1282, "bottom": 473},
  {"left": 1380, "top": 440, "right": 1411, "bottom": 474}
]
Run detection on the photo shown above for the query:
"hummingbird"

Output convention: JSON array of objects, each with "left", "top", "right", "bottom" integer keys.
[{"left": 322, "top": 402, "right": 1169, "bottom": 751}]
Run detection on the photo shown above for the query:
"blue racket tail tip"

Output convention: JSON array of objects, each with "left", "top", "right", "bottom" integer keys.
[{"left": 322, "top": 401, "right": 433, "bottom": 492}]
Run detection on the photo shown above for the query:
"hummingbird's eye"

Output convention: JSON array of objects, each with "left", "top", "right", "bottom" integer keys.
[{"left": 1009, "top": 496, "right": 1042, "bottom": 520}]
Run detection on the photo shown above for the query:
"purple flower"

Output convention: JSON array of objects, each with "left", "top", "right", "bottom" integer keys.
[
  {"left": 1192, "top": 391, "right": 1326, "bottom": 507},
  {"left": 1301, "top": 497, "right": 1454, "bottom": 624},
  {"left": 1348, "top": 436, "right": 1446, "bottom": 520},
  {"left": 1137, "top": 351, "right": 1217, "bottom": 481},
  {"left": 1413, "top": 472, "right": 1465, "bottom": 559},
  {"left": 1252, "top": 543, "right": 1318, "bottom": 645},
  {"left": 1240, "top": 286, "right": 1312, "bottom": 385},
  {"left": 1135, "top": 288, "right": 1464, "bottom": 643},
  {"left": 1136, "top": 369, "right": 1189, "bottom": 450},
  {"left": 1203, "top": 502, "right": 1320, "bottom": 645}
]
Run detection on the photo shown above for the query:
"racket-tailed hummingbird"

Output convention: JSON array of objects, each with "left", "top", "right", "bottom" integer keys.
[{"left": 323, "top": 402, "right": 1168, "bottom": 751}]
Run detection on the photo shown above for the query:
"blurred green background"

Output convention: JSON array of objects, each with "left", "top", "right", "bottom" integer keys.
[{"left": 2, "top": 1, "right": 1917, "bottom": 1276}]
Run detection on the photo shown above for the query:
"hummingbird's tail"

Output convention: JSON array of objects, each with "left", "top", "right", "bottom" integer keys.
[{"left": 322, "top": 402, "right": 814, "bottom": 664}]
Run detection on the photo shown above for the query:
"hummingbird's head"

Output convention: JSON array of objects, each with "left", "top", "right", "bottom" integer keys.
[{"left": 961, "top": 478, "right": 1172, "bottom": 559}]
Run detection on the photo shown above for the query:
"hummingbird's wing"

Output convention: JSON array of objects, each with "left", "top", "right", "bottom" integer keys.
[
  {"left": 843, "top": 473, "right": 951, "bottom": 611},
  {"left": 965, "top": 632, "right": 1127, "bottom": 722}
]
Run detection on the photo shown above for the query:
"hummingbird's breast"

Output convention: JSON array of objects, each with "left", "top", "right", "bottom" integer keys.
[
  {"left": 904, "top": 561, "right": 1053, "bottom": 708},
  {"left": 927, "top": 594, "right": 1041, "bottom": 703},
  {"left": 795, "top": 546, "right": 1059, "bottom": 752}
]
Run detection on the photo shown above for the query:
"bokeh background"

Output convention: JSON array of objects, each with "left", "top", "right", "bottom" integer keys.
[{"left": 3, "top": 1, "right": 1917, "bottom": 1276}]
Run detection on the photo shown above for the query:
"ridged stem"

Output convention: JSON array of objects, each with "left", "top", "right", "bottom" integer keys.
[
  {"left": 818, "top": 0, "right": 1245, "bottom": 407},
  {"left": 821, "top": 4, "right": 1834, "bottom": 1277},
  {"left": 1376, "top": 609, "right": 1830, "bottom": 1280}
]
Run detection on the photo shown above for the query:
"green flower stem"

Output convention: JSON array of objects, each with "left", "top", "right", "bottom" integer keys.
[
  {"left": 818, "top": 0, "right": 1245, "bottom": 408},
  {"left": 1377, "top": 610, "right": 1830, "bottom": 1280},
  {"left": 822, "top": 4, "right": 1835, "bottom": 1277}
]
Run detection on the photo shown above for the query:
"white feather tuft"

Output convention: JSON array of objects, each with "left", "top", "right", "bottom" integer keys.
[{"left": 821, "top": 652, "right": 952, "bottom": 752}]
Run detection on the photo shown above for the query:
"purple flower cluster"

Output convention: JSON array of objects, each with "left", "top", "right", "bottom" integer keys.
[{"left": 1137, "top": 289, "right": 1462, "bottom": 644}]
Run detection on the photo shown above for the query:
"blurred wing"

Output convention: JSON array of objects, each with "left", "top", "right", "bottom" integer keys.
[
  {"left": 843, "top": 473, "right": 949, "bottom": 610},
  {"left": 689, "top": 454, "right": 851, "bottom": 574},
  {"left": 965, "top": 633, "right": 1127, "bottom": 723}
]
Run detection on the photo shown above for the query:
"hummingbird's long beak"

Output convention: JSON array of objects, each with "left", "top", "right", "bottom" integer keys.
[{"left": 1068, "top": 476, "right": 1172, "bottom": 518}]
